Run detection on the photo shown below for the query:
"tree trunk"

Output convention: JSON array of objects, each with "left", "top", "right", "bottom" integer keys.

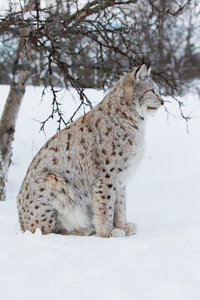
[
  {"left": 0, "top": 0, "right": 37, "bottom": 201},
  {"left": 0, "top": 149, "right": 6, "bottom": 201}
]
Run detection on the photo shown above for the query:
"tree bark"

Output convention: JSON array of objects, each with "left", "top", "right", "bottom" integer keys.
[
  {"left": 0, "top": 150, "right": 6, "bottom": 201},
  {"left": 0, "top": 0, "right": 37, "bottom": 200}
]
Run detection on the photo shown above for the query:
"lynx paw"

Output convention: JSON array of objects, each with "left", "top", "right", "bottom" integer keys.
[
  {"left": 70, "top": 226, "right": 95, "bottom": 236},
  {"left": 83, "top": 226, "right": 95, "bottom": 236},
  {"left": 108, "top": 228, "right": 126, "bottom": 238},
  {"left": 124, "top": 222, "right": 137, "bottom": 236}
]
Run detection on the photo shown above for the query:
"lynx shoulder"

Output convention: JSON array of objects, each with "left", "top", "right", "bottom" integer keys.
[{"left": 17, "top": 64, "right": 164, "bottom": 238}]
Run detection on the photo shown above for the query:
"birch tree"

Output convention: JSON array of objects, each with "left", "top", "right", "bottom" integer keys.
[
  {"left": 0, "top": 151, "right": 6, "bottom": 201},
  {"left": 0, "top": 0, "right": 39, "bottom": 200}
]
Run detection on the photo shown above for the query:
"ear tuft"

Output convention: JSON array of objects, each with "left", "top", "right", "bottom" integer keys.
[
  {"left": 134, "top": 64, "right": 147, "bottom": 82},
  {"left": 147, "top": 66, "right": 151, "bottom": 76}
]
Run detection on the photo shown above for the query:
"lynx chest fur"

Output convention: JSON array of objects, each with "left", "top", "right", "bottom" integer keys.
[{"left": 17, "top": 64, "right": 163, "bottom": 238}]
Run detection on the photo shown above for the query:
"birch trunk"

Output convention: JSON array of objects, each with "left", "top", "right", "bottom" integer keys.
[
  {"left": 0, "top": 0, "right": 37, "bottom": 200},
  {"left": 0, "top": 150, "right": 6, "bottom": 201}
]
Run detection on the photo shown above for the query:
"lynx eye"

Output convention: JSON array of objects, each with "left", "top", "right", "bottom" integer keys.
[
  {"left": 151, "top": 89, "right": 157, "bottom": 95},
  {"left": 144, "top": 89, "right": 156, "bottom": 94}
]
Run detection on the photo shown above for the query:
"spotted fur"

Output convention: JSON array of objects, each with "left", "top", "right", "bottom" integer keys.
[{"left": 17, "top": 64, "right": 163, "bottom": 237}]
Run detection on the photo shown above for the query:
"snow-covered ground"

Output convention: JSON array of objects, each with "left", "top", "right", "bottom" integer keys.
[{"left": 0, "top": 85, "right": 200, "bottom": 300}]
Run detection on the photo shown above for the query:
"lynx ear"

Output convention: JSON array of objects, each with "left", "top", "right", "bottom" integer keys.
[{"left": 134, "top": 64, "right": 147, "bottom": 82}]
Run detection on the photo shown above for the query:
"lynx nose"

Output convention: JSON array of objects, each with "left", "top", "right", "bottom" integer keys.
[{"left": 159, "top": 97, "right": 164, "bottom": 105}]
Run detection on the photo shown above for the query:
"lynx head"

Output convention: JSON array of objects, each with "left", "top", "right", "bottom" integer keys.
[{"left": 132, "top": 64, "right": 164, "bottom": 117}]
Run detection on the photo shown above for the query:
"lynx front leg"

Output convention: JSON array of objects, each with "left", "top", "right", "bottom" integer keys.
[
  {"left": 92, "top": 176, "right": 125, "bottom": 238},
  {"left": 115, "top": 186, "right": 137, "bottom": 236}
]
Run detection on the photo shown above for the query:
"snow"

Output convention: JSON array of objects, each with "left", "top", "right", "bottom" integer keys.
[{"left": 0, "top": 85, "right": 200, "bottom": 300}]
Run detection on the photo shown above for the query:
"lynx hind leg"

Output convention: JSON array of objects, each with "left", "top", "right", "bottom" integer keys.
[{"left": 18, "top": 172, "right": 74, "bottom": 234}]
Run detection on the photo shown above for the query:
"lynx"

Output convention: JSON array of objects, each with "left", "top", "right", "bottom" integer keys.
[{"left": 17, "top": 64, "right": 164, "bottom": 238}]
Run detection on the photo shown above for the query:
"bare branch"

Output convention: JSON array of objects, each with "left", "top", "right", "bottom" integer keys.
[{"left": 69, "top": 0, "right": 138, "bottom": 23}]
